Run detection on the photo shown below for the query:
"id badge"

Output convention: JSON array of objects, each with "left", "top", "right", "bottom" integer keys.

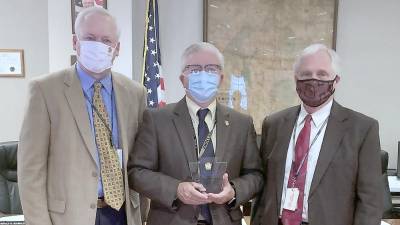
[
  {"left": 117, "top": 149, "right": 123, "bottom": 169},
  {"left": 283, "top": 188, "right": 299, "bottom": 211}
]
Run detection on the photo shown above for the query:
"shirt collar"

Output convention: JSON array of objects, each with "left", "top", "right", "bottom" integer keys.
[
  {"left": 76, "top": 63, "right": 113, "bottom": 95},
  {"left": 186, "top": 96, "right": 217, "bottom": 122},
  {"left": 298, "top": 100, "right": 333, "bottom": 128}
]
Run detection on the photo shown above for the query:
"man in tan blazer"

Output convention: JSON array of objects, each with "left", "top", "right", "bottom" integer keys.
[
  {"left": 252, "top": 44, "right": 383, "bottom": 225},
  {"left": 18, "top": 7, "right": 145, "bottom": 225},
  {"left": 127, "top": 42, "right": 263, "bottom": 225}
]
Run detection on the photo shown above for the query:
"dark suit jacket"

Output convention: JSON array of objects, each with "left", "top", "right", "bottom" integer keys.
[
  {"left": 252, "top": 101, "right": 383, "bottom": 225},
  {"left": 128, "top": 98, "right": 263, "bottom": 225}
]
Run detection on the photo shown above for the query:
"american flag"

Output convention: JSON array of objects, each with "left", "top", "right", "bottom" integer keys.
[{"left": 142, "top": 0, "right": 166, "bottom": 108}]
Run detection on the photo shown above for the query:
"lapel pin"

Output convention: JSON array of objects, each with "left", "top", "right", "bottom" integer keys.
[
  {"left": 225, "top": 120, "right": 230, "bottom": 126},
  {"left": 205, "top": 162, "right": 212, "bottom": 171}
]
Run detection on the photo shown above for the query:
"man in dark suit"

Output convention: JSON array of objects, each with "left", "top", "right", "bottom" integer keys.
[
  {"left": 252, "top": 44, "right": 383, "bottom": 225},
  {"left": 127, "top": 42, "right": 263, "bottom": 225}
]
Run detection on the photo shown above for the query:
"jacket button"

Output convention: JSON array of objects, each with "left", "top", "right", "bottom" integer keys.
[
  {"left": 92, "top": 172, "right": 97, "bottom": 177},
  {"left": 90, "top": 203, "right": 96, "bottom": 209}
]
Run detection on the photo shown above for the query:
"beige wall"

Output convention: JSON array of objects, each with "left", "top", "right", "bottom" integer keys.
[
  {"left": 0, "top": 0, "right": 49, "bottom": 142},
  {"left": 335, "top": 0, "right": 400, "bottom": 168}
]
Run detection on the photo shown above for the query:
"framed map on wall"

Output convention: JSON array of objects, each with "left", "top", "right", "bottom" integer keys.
[{"left": 204, "top": 0, "right": 338, "bottom": 133}]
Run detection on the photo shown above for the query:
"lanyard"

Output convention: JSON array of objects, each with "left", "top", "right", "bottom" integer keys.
[
  {"left": 190, "top": 117, "right": 217, "bottom": 159},
  {"left": 83, "top": 89, "right": 116, "bottom": 149},
  {"left": 291, "top": 115, "right": 329, "bottom": 181}
]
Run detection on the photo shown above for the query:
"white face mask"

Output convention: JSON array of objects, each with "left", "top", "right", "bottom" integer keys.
[{"left": 78, "top": 40, "right": 116, "bottom": 73}]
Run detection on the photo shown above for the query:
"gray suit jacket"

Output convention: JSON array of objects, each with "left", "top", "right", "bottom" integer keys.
[
  {"left": 252, "top": 101, "right": 383, "bottom": 225},
  {"left": 18, "top": 67, "right": 146, "bottom": 225},
  {"left": 128, "top": 98, "right": 263, "bottom": 225}
]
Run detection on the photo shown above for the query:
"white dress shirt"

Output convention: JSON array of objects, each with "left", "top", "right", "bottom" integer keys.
[
  {"left": 186, "top": 96, "right": 217, "bottom": 155},
  {"left": 280, "top": 100, "right": 333, "bottom": 222}
]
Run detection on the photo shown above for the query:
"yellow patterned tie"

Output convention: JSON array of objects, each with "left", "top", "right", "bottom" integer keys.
[{"left": 93, "top": 82, "right": 124, "bottom": 210}]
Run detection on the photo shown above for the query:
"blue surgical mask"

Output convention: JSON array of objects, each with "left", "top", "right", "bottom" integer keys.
[{"left": 187, "top": 71, "right": 220, "bottom": 104}]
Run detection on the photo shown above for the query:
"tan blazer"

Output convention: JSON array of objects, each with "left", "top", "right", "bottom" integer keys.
[
  {"left": 252, "top": 101, "right": 383, "bottom": 225},
  {"left": 18, "top": 67, "right": 146, "bottom": 225},
  {"left": 127, "top": 98, "right": 263, "bottom": 225}
]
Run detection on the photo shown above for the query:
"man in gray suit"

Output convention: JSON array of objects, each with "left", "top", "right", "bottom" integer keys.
[
  {"left": 128, "top": 42, "right": 263, "bottom": 225},
  {"left": 18, "top": 7, "right": 145, "bottom": 225},
  {"left": 252, "top": 44, "right": 383, "bottom": 225}
]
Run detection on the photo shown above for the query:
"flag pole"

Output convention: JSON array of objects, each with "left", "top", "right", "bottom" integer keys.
[{"left": 141, "top": 0, "right": 151, "bottom": 85}]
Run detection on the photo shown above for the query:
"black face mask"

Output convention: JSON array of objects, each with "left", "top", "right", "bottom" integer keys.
[{"left": 296, "top": 76, "right": 337, "bottom": 107}]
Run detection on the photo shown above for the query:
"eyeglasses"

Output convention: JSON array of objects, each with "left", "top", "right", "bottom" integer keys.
[{"left": 183, "top": 64, "right": 222, "bottom": 74}]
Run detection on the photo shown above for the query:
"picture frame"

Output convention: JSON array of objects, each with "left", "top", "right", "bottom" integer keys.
[
  {"left": 0, "top": 49, "right": 25, "bottom": 78},
  {"left": 203, "top": 0, "right": 338, "bottom": 133},
  {"left": 71, "top": 0, "right": 108, "bottom": 34}
]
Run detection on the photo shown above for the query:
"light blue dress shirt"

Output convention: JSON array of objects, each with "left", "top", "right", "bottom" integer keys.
[{"left": 76, "top": 64, "right": 120, "bottom": 197}]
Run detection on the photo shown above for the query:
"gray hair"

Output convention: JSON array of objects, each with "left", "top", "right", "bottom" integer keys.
[
  {"left": 293, "top": 43, "right": 341, "bottom": 75},
  {"left": 181, "top": 42, "right": 224, "bottom": 71},
  {"left": 74, "top": 7, "right": 121, "bottom": 40}
]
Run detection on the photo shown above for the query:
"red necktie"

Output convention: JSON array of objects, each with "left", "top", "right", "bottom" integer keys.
[{"left": 281, "top": 115, "right": 312, "bottom": 225}]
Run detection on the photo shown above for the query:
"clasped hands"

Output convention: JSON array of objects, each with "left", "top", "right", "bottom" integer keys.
[{"left": 177, "top": 173, "right": 235, "bottom": 205}]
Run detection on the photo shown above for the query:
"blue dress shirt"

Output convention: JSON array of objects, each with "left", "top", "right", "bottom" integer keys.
[{"left": 76, "top": 64, "right": 120, "bottom": 197}]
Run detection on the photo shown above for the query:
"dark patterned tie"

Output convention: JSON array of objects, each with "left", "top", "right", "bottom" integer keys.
[
  {"left": 197, "top": 108, "right": 213, "bottom": 224},
  {"left": 281, "top": 114, "right": 312, "bottom": 225}
]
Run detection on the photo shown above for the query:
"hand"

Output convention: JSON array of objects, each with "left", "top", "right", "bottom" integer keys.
[
  {"left": 177, "top": 182, "right": 211, "bottom": 205},
  {"left": 207, "top": 173, "right": 235, "bottom": 205}
]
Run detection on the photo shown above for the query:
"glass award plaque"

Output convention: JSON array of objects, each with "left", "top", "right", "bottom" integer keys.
[{"left": 189, "top": 157, "right": 227, "bottom": 194}]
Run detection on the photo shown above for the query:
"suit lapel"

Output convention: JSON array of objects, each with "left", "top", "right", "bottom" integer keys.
[
  {"left": 275, "top": 107, "right": 299, "bottom": 208},
  {"left": 112, "top": 74, "right": 130, "bottom": 170},
  {"left": 63, "top": 66, "right": 97, "bottom": 164},
  {"left": 172, "top": 98, "right": 197, "bottom": 164},
  {"left": 309, "top": 101, "right": 348, "bottom": 197},
  {"left": 215, "top": 103, "right": 230, "bottom": 162}
]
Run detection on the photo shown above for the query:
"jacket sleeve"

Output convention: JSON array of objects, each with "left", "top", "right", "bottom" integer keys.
[
  {"left": 354, "top": 120, "right": 384, "bottom": 225},
  {"left": 127, "top": 109, "right": 180, "bottom": 210},
  {"left": 230, "top": 116, "right": 264, "bottom": 208},
  {"left": 18, "top": 80, "right": 53, "bottom": 225},
  {"left": 137, "top": 85, "right": 151, "bottom": 222}
]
